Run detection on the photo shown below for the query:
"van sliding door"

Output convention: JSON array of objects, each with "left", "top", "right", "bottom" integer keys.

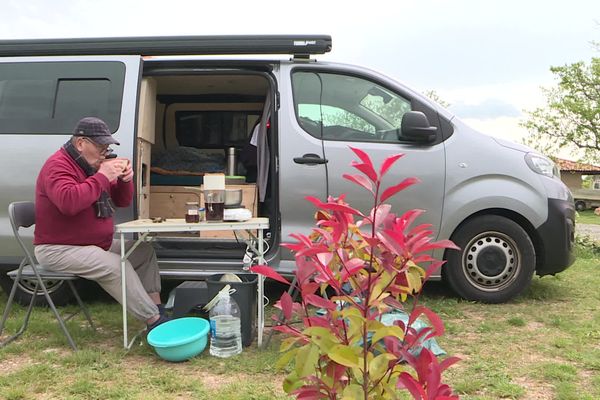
[{"left": 0, "top": 56, "right": 142, "bottom": 264}]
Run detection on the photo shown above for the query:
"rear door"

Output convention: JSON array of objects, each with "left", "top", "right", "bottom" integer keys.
[
  {"left": 0, "top": 56, "right": 142, "bottom": 265},
  {"left": 289, "top": 66, "right": 446, "bottom": 240}
]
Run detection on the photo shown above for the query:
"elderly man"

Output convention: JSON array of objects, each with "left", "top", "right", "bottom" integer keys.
[{"left": 33, "top": 117, "right": 168, "bottom": 332}]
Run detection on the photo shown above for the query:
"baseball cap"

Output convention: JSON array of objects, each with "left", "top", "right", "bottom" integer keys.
[{"left": 73, "top": 117, "right": 120, "bottom": 145}]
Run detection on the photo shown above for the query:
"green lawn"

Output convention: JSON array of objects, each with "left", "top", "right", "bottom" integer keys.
[
  {"left": 1, "top": 247, "right": 599, "bottom": 399},
  {"left": 576, "top": 209, "right": 600, "bottom": 225}
]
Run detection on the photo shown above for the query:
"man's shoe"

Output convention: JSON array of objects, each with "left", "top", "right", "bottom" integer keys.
[{"left": 147, "top": 314, "right": 171, "bottom": 333}]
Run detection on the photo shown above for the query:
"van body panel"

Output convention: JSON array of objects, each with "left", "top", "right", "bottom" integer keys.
[{"left": 0, "top": 55, "right": 142, "bottom": 264}]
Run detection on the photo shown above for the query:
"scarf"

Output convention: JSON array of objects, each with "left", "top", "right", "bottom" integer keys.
[{"left": 63, "top": 140, "right": 115, "bottom": 218}]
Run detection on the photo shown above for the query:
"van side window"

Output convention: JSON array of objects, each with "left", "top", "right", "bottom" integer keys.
[
  {"left": 0, "top": 62, "right": 125, "bottom": 134},
  {"left": 292, "top": 71, "right": 411, "bottom": 142}
]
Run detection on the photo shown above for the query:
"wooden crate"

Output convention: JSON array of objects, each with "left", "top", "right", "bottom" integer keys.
[{"left": 148, "top": 184, "right": 258, "bottom": 239}]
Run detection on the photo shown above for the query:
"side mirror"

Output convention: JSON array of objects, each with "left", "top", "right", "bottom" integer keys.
[{"left": 401, "top": 111, "right": 437, "bottom": 143}]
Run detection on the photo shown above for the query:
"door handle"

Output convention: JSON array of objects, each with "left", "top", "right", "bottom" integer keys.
[{"left": 293, "top": 153, "right": 328, "bottom": 165}]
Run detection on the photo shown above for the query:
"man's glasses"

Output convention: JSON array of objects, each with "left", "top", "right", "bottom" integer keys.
[{"left": 80, "top": 137, "right": 111, "bottom": 155}]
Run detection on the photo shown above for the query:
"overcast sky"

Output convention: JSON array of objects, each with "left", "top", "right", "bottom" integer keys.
[{"left": 1, "top": 0, "right": 598, "bottom": 158}]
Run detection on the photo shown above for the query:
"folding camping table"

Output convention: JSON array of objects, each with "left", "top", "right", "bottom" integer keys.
[{"left": 114, "top": 218, "right": 269, "bottom": 349}]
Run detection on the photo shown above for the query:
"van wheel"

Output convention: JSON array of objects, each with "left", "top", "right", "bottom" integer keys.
[
  {"left": 0, "top": 273, "right": 75, "bottom": 306},
  {"left": 575, "top": 201, "right": 587, "bottom": 212},
  {"left": 443, "top": 215, "right": 535, "bottom": 303}
]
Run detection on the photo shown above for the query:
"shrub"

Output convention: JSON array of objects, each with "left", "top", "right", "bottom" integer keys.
[{"left": 252, "top": 147, "right": 460, "bottom": 399}]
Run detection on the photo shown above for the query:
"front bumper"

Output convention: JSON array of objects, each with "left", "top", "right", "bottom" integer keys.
[{"left": 535, "top": 198, "right": 576, "bottom": 276}]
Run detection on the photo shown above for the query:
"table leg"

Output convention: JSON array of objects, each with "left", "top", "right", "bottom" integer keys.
[
  {"left": 121, "top": 233, "right": 127, "bottom": 349},
  {"left": 257, "top": 228, "right": 264, "bottom": 348}
]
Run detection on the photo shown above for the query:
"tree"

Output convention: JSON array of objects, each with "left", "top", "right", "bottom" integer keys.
[
  {"left": 522, "top": 57, "right": 600, "bottom": 162},
  {"left": 423, "top": 90, "right": 450, "bottom": 108}
]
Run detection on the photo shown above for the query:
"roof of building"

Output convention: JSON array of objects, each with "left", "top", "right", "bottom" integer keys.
[{"left": 556, "top": 158, "right": 600, "bottom": 173}]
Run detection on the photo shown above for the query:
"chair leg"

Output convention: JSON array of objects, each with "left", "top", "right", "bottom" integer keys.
[
  {"left": 35, "top": 278, "right": 78, "bottom": 351},
  {"left": 0, "top": 262, "right": 28, "bottom": 336},
  {"left": 67, "top": 280, "right": 95, "bottom": 331},
  {"left": 0, "top": 281, "right": 38, "bottom": 348}
]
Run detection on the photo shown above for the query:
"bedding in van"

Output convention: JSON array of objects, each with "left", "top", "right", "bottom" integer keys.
[{"left": 151, "top": 146, "right": 225, "bottom": 175}]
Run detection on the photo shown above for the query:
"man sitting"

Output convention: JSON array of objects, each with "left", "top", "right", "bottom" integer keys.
[{"left": 33, "top": 117, "right": 168, "bottom": 332}]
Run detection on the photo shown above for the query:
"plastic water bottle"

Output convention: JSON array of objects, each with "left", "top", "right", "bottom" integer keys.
[{"left": 209, "top": 289, "right": 242, "bottom": 357}]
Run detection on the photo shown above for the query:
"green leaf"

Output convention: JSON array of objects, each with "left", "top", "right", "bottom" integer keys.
[
  {"left": 305, "top": 326, "right": 339, "bottom": 352},
  {"left": 276, "top": 348, "right": 298, "bottom": 370},
  {"left": 282, "top": 371, "right": 302, "bottom": 394},
  {"left": 371, "top": 325, "right": 405, "bottom": 345},
  {"left": 369, "top": 353, "right": 395, "bottom": 382},
  {"left": 341, "top": 383, "right": 364, "bottom": 400},
  {"left": 295, "top": 344, "right": 320, "bottom": 378},
  {"left": 406, "top": 267, "right": 423, "bottom": 293},
  {"left": 279, "top": 336, "right": 299, "bottom": 353},
  {"left": 328, "top": 344, "right": 360, "bottom": 368},
  {"left": 367, "top": 319, "right": 386, "bottom": 332}
]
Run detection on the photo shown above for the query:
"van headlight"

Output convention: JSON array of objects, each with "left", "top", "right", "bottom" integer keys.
[{"left": 525, "top": 153, "right": 559, "bottom": 178}]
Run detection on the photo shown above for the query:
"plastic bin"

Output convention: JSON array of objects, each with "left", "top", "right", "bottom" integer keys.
[{"left": 207, "top": 273, "right": 257, "bottom": 347}]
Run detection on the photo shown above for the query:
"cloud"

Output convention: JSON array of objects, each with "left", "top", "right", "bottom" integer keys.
[{"left": 449, "top": 98, "right": 522, "bottom": 119}]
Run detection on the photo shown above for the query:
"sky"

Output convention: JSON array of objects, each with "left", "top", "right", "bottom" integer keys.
[{"left": 1, "top": 0, "right": 599, "bottom": 160}]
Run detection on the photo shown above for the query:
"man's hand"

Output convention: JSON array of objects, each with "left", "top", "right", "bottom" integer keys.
[
  {"left": 119, "top": 159, "right": 133, "bottom": 182},
  {"left": 98, "top": 159, "right": 125, "bottom": 182}
]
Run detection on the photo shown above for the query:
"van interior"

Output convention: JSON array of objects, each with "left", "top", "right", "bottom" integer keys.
[{"left": 134, "top": 71, "right": 275, "bottom": 265}]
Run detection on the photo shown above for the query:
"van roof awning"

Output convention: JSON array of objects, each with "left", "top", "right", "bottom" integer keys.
[{"left": 0, "top": 35, "right": 332, "bottom": 57}]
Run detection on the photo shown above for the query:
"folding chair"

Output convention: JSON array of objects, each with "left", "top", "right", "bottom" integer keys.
[{"left": 0, "top": 201, "right": 94, "bottom": 350}]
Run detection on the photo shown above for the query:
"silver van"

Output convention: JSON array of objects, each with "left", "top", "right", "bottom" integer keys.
[{"left": 0, "top": 35, "right": 575, "bottom": 305}]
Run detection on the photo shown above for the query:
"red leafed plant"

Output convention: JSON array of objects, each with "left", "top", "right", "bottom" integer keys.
[{"left": 251, "top": 147, "right": 460, "bottom": 400}]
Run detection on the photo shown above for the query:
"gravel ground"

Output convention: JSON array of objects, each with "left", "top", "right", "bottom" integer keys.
[{"left": 576, "top": 223, "right": 600, "bottom": 241}]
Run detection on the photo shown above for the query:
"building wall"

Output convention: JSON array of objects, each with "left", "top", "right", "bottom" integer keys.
[{"left": 561, "top": 172, "right": 582, "bottom": 189}]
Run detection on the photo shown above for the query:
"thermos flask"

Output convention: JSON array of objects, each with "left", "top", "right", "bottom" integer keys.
[{"left": 226, "top": 147, "right": 237, "bottom": 176}]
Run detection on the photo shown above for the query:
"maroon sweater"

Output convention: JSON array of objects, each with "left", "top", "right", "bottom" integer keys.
[{"left": 34, "top": 148, "right": 133, "bottom": 250}]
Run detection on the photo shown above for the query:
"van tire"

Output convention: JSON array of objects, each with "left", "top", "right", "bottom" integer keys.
[
  {"left": 575, "top": 201, "right": 587, "bottom": 212},
  {"left": 443, "top": 215, "right": 535, "bottom": 303},
  {"left": 0, "top": 273, "right": 75, "bottom": 307}
]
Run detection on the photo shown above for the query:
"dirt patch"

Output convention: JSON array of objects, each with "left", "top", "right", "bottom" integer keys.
[
  {"left": 0, "top": 355, "right": 35, "bottom": 374},
  {"left": 513, "top": 376, "right": 554, "bottom": 400}
]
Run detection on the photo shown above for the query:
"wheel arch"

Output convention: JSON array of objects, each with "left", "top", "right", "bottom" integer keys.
[{"left": 442, "top": 207, "right": 543, "bottom": 274}]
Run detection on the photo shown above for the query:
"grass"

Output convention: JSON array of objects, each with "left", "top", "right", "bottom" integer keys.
[
  {"left": 1, "top": 246, "right": 600, "bottom": 399},
  {"left": 576, "top": 209, "right": 600, "bottom": 225}
]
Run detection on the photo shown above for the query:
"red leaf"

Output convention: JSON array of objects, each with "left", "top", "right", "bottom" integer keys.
[
  {"left": 280, "top": 291, "right": 293, "bottom": 320},
  {"left": 249, "top": 265, "right": 290, "bottom": 285},
  {"left": 349, "top": 146, "right": 374, "bottom": 169},
  {"left": 273, "top": 324, "right": 303, "bottom": 337},
  {"left": 316, "top": 251, "right": 333, "bottom": 267},
  {"left": 304, "top": 293, "right": 336, "bottom": 311},
  {"left": 294, "top": 387, "right": 323, "bottom": 400},
  {"left": 352, "top": 161, "right": 378, "bottom": 182},
  {"left": 409, "top": 306, "right": 445, "bottom": 337},
  {"left": 379, "top": 153, "right": 404, "bottom": 177},
  {"left": 320, "top": 202, "right": 364, "bottom": 217},
  {"left": 304, "top": 316, "right": 331, "bottom": 328},
  {"left": 343, "top": 173, "right": 374, "bottom": 193},
  {"left": 340, "top": 258, "right": 366, "bottom": 281},
  {"left": 305, "top": 195, "right": 326, "bottom": 209},
  {"left": 377, "top": 230, "right": 407, "bottom": 257},
  {"left": 396, "top": 372, "right": 425, "bottom": 399},
  {"left": 380, "top": 177, "right": 420, "bottom": 203},
  {"left": 371, "top": 204, "right": 392, "bottom": 229},
  {"left": 439, "top": 356, "right": 461, "bottom": 373}
]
